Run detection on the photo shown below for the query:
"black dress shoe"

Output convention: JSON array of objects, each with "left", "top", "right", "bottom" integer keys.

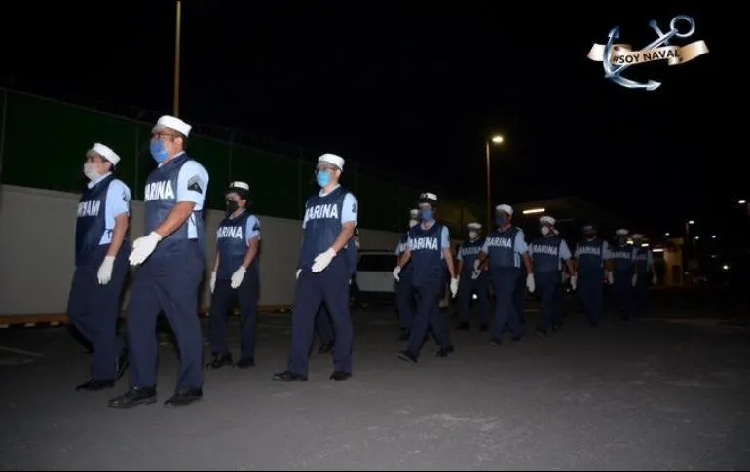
[
  {"left": 317, "top": 342, "right": 334, "bottom": 355},
  {"left": 397, "top": 329, "right": 410, "bottom": 341},
  {"left": 511, "top": 336, "right": 522, "bottom": 342},
  {"left": 329, "top": 371, "right": 352, "bottom": 381},
  {"left": 76, "top": 379, "right": 115, "bottom": 392},
  {"left": 164, "top": 388, "right": 203, "bottom": 407},
  {"left": 457, "top": 322, "right": 470, "bottom": 330},
  {"left": 272, "top": 370, "right": 308, "bottom": 382},
  {"left": 479, "top": 324, "right": 488, "bottom": 332},
  {"left": 233, "top": 358, "right": 255, "bottom": 369},
  {"left": 436, "top": 345, "right": 454, "bottom": 357},
  {"left": 108, "top": 386, "right": 157, "bottom": 409},
  {"left": 489, "top": 338, "right": 502, "bottom": 347},
  {"left": 206, "top": 353, "right": 233, "bottom": 369},
  {"left": 397, "top": 350, "right": 418, "bottom": 364}
]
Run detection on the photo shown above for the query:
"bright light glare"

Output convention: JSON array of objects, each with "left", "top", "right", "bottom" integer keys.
[{"left": 522, "top": 208, "right": 545, "bottom": 214}]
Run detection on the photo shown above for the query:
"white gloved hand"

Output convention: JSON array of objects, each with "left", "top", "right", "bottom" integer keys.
[
  {"left": 231, "top": 267, "right": 246, "bottom": 289},
  {"left": 606, "top": 271, "right": 614, "bottom": 285},
  {"left": 471, "top": 269, "right": 481, "bottom": 280},
  {"left": 349, "top": 278, "right": 352, "bottom": 285},
  {"left": 210, "top": 271, "right": 217, "bottom": 294},
  {"left": 526, "top": 273, "right": 536, "bottom": 293},
  {"left": 311, "top": 247, "right": 337, "bottom": 273},
  {"left": 652, "top": 273, "right": 657, "bottom": 285},
  {"left": 97, "top": 256, "right": 115, "bottom": 285},
  {"left": 450, "top": 277, "right": 459, "bottom": 298},
  {"left": 295, "top": 269, "right": 301, "bottom": 279},
  {"left": 473, "top": 259, "right": 480, "bottom": 272},
  {"left": 571, "top": 274, "right": 578, "bottom": 291},
  {"left": 393, "top": 266, "right": 401, "bottom": 282},
  {"left": 631, "top": 273, "right": 638, "bottom": 287},
  {"left": 129, "top": 231, "right": 162, "bottom": 266}
]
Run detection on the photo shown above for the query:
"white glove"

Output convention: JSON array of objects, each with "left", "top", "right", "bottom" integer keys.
[
  {"left": 129, "top": 231, "right": 162, "bottom": 266},
  {"left": 97, "top": 256, "right": 115, "bottom": 285},
  {"left": 393, "top": 266, "right": 401, "bottom": 282},
  {"left": 631, "top": 273, "right": 638, "bottom": 287},
  {"left": 571, "top": 274, "right": 578, "bottom": 291},
  {"left": 450, "top": 277, "right": 459, "bottom": 298},
  {"left": 606, "top": 271, "right": 614, "bottom": 285},
  {"left": 473, "top": 259, "right": 480, "bottom": 272},
  {"left": 526, "top": 273, "right": 536, "bottom": 293},
  {"left": 311, "top": 248, "right": 337, "bottom": 273},
  {"left": 295, "top": 269, "right": 301, "bottom": 279},
  {"left": 210, "top": 271, "right": 216, "bottom": 294},
  {"left": 471, "top": 269, "right": 481, "bottom": 280},
  {"left": 231, "top": 267, "right": 246, "bottom": 289},
  {"left": 349, "top": 278, "right": 352, "bottom": 285},
  {"left": 652, "top": 273, "right": 657, "bottom": 285}
]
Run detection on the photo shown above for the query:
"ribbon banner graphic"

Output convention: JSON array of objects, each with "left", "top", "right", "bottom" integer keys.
[{"left": 588, "top": 15, "right": 709, "bottom": 91}]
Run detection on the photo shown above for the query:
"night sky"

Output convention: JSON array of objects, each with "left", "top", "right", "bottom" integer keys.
[{"left": 0, "top": 1, "right": 740, "bottom": 237}]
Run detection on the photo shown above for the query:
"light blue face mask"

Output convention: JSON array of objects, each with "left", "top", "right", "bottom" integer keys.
[
  {"left": 316, "top": 170, "right": 331, "bottom": 188},
  {"left": 150, "top": 140, "right": 169, "bottom": 163},
  {"left": 420, "top": 209, "right": 433, "bottom": 221}
]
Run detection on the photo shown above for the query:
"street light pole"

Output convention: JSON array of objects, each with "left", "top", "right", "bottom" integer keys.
[{"left": 173, "top": 0, "right": 182, "bottom": 117}]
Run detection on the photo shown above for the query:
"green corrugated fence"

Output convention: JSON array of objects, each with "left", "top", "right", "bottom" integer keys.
[{"left": 0, "top": 88, "right": 484, "bottom": 235}]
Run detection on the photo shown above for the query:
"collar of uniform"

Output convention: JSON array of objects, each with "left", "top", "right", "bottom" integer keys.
[
  {"left": 158, "top": 151, "right": 186, "bottom": 168},
  {"left": 319, "top": 184, "right": 341, "bottom": 197},
  {"left": 421, "top": 220, "right": 436, "bottom": 231},
  {"left": 88, "top": 171, "right": 113, "bottom": 189},
  {"left": 228, "top": 208, "right": 246, "bottom": 220}
]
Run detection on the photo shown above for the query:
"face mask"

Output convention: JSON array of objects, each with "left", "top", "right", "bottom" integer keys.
[
  {"left": 316, "top": 170, "right": 331, "bottom": 188},
  {"left": 633, "top": 239, "right": 642, "bottom": 246},
  {"left": 468, "top": 231, "right": 478, "bottom": 240},
  {"left": 541, "top": 226, "right": 551, "bottom": 236},
  {"left": 617, "top": 236, "right": 628, "bottom": 244},
  {"left": 420, "top": 209, "right": 433, "bottom": 221},
  {"left": 83, "top": 163, "right": 101, "bottom": 181},
  {"left": 408, "top": 219, "right": 419, "bottom": 228},
  {"left": 150, "top": 139, "right": 169, "bottom": 163},
  {"left": 226, "top": 200, "right": 240, "bottom": 214},
  {"left": 495, "top": 215, "right": 506, "bottom": 227}
]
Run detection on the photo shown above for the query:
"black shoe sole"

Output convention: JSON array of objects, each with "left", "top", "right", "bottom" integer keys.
[
  {"left": 164, "top": 397, "right": 203, "bottom": 407},
  {"left": 108, "top": 396, "right": 157, "bottom": 409},
  {"left": 397, "top": 352, "right": 417, "bottom": 364}
]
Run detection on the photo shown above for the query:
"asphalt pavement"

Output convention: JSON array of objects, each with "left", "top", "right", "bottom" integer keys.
[{"left": 1, "top": 289, "right": 750, "bottom": 471}]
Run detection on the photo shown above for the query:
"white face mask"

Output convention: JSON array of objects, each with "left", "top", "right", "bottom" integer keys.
[
  {"left": 408, "top": 219, "right": 419, "bottom": 228},
  {"left": 541, "top": 226, "right": 551, "bottom": 236},
  {"left": 83, "top": 163, "right": 102, "bottom": 181},
  {"left": 468, "top": 231, "right": 478, "bottom": 240}
]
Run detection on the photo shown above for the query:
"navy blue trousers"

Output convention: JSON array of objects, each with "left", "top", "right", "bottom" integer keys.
[
  {"left": 126, "top": 241, "right": 204, "bottom": 391},
  {"left": 406, "top": 280, "right": 451, "bottom": 356},
  {"left": 208, "top": 269, "right": 260, "bottom": 360},
  {"left": 633, "top": 272, "right": 649, "bottom": 316},
  {"left": 316, "top": 304, "right": 334, "bottom": 345},
  {"left": 457, "top": 272, "right": 490, "bottom": 325},
  {"left": 395, "top": 272, "right": 415, "bottom": 330},
  {"left": 535, "top": 271, "right": 562, "bottom": 332},
  {"left": 578, "top": 272, "right": 604, "bottom": 324},
  {"left": 514, "top": 270, "right": 527, "bottom": 324},
  {"left": 613, "top": 272, "right": 633, "bottom": 320},
  {"left": 287, "top": 266, "right": 353, "bottom": 376},
  {"left": 490, "top": 269, "right": 523, "bottom": 339},
  {"left": 67, "top": 245, "right": 130, "bottom": 381}
]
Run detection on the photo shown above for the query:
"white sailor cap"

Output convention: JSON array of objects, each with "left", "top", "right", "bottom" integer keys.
[
  {"left": 318, "top": 153, "right": 345, "bottom": 171},
  {"left": 419, "top": 192, "right": 438, "bottom": 203},
  {"left": 616, "top": 228, "right": 629, "bottom": 236},
  {"left": 409, "top": 208, "right": 419, "bottom": 218},
  {"left": 631, "top": 233, "right": 645, "bottom": 239},
  {"left": 495, "top": 203, "right": 513, "bottom": 216},
  {"left": 228, "top": 181, "right": 250, "bottom": 192},
  {"left": 153, "top": 115, "right": 192, "bottom": 137},
  {"left": 539, "top": 215, "right": 556, "bottom": 225},
  {"left": 467, "top": 222, "right": 482, "bottom": 230},
  {"left": 87, "top": 143, "right": 121, "bottom": 166}
]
